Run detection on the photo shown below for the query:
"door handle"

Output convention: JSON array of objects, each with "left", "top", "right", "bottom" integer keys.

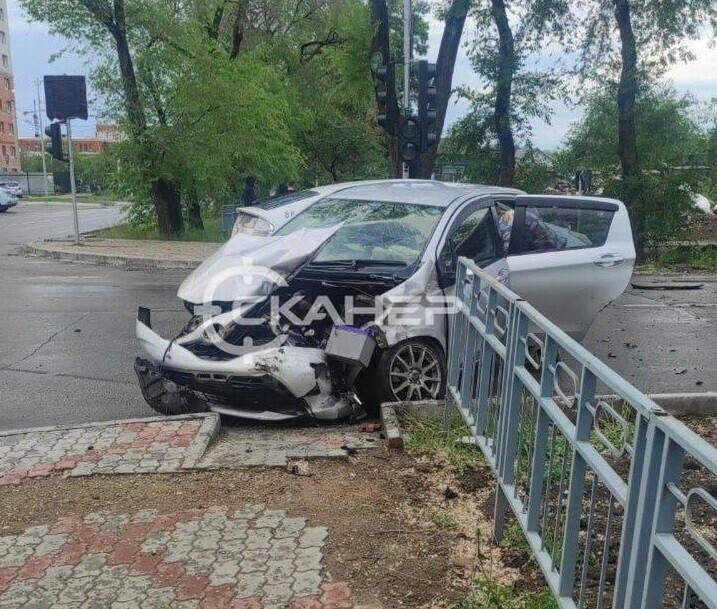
[{"left": 593, "top": 253, "right": 625, "bottom": 267}]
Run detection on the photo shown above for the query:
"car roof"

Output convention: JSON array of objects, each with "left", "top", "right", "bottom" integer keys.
[{"left": 323, "top": 179, "right": 524, "bottom": 207}]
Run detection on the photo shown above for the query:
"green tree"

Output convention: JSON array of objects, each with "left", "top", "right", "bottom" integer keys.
[
  {"left": 575, "top": 0, "right": 717, "bottom": 253},
  {"left": 461, "top": 0, "right": 569, "bottom": 186},
  {"left": 557, "top": 85, "right": 707, "bottom": 174}
]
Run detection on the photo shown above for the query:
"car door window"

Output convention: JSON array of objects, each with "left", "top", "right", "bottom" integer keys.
[
  {"left": 520, "top": 206, "right": 615, "bottom": 254},
  {"left": 494, "top": 202, "right": 515, "bottom": 254},
  {"left": 447, "top": 208, "right": 500, "bottom": 267}
]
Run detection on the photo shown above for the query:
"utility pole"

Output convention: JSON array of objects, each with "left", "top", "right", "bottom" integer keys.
[
  {"left": 65, "top": 120, "right": 80, "bottom": 244},
  {"left": 402, "top": 0, "right": 411, "bottom": 179},
  {"left": 35, "top": 79, "right": 50, "bottom": 203}
]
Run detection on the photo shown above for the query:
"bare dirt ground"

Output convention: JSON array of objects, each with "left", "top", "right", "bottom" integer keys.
[
  {"left": 688, "top": 214, "right": 717, "bottom": 242},
  {"left": 0, "top": 448, "right": 499, "bottom": 608}
]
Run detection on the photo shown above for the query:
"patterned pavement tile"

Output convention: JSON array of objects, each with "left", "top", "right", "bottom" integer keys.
[
  {"left": 0, "top": 415, "right": 218, "bottom": 486},
  {"left": 197, "top": 427, "right": 379, "bottom": 469},
  {"left": 0, "top": 505, "right": 359, "bottom": 608}
]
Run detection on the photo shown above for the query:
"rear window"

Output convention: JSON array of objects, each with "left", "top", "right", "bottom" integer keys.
[
  {"left": 251, "top": 190, "right": 318, "bottom": 210},
  {"left": 520, "top": 206, "right": 614, "bottom": 254}
]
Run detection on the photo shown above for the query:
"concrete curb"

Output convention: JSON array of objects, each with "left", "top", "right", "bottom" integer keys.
[
  {"left": 380, "top": 404, "right": 403, "bottom": 451},
  {"left": 181, "top": 413, "right": 222, "bottom": 469},
  {"left": 648, "top": 392, "right": 717, "bottom": 417},
  {"left": 20, "top": 243, "right": 204, "bottom": 271},
  {"left": 380, "top": 400, "right": 453, "bottom": 451},
  {"left": 0, "top": 412, "right": 217, "bottom": 438}
]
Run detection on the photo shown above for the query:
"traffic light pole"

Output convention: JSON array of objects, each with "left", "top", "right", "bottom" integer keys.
[
  {"left": 35, "top": 80, "right": 50, "bottom": 204},
  {"left": 402, "top": 0, "right": 411, "bottom": 179},
  {"left": 65, "top": 119, "right": 80, "bottom": 245}
]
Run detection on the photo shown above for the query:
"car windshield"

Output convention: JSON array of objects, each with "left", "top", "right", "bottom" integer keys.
[{"left": 274, "top": 197, "right": 444, "bottom": 266}]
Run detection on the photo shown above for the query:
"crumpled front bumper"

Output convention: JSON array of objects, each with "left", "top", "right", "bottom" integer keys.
[{"left": 135, "top": 308, "right": 352, "bottom": 420}]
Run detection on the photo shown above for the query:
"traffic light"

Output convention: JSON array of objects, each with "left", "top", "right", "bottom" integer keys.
[
  {"left": 418, "top": 60, "right": 438, "bottom": 152},
  {"left": 373, "top": 62, "right": 399, "bottom": 135},
  {"left": 400, "top": 115, "right": 421, "bottom": 164},
  {"left": 45, "top": 121, "right": 64, "bottom": 161}
]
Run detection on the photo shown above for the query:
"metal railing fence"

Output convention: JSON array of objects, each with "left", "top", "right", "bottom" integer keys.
[{"left": 445, "top": 256, "right": 717, "bottom": 609}]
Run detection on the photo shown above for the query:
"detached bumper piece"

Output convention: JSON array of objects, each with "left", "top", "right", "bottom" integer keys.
[{"left": 134, "top": 358, "right": 208, "bottom": 416}]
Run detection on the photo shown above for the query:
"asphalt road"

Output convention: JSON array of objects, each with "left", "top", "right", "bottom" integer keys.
[
  {"left": 0, "top": 202, "right": 186, "bottom": 431},
  {"left": 0, "top": 201, "right": 714, "bottom": 431}
]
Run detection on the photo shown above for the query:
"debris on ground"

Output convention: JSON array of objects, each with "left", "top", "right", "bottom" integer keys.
[
  {"left": 359, "top": 422, "right": 382, "bottom": 433},
  {"left": 287, "top": 459, "right": 313, "bottom": 477},
  {"left": 631, "top": 281, "right": 704, "bottom": 290}
]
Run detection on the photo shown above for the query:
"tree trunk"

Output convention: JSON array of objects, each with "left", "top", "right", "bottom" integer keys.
[
  {"left": 185, "top": 187, "right": 204, "bottom": 231},
  {"left": 614, "top": 0, "right": 642, "bottom": 255},
  {"left": 151, "top": 179, "right": 184, "bottom": 237},
  {"left": 491, "top": 0, "right": 516, "bottom": 187},
  {"left": 417, "top": 0, "right": 472, "bottom": 179},
  {"left": 111, "top": 0, "right": 184, "bottom": 237}
]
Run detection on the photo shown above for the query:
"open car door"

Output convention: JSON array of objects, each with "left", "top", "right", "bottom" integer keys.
[{"left": 505, "top": 195, "right": 636, "bottom": 340}]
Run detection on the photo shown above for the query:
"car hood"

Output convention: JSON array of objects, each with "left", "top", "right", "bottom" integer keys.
[{"left": 177, "top": 226, "right": 340, "bottom": 304}]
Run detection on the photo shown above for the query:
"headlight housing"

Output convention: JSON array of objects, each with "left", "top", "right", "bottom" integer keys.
[{"left": 231, "top": 212, "right": 274, "bottom": 237}]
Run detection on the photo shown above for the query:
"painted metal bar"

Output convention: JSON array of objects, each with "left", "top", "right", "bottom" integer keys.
[{"left": 447, "top": 259, "right": 717, "bottom": 609}]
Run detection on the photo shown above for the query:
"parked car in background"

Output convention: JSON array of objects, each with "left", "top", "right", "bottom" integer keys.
[
  {"left": 231, "top": 180, "right": 395, "bottom": 237},
  {"left": 136, "top": 180, "right": 635, "bottom": 422},
  {"left": 0, "top": 182, "right": 22, "bottom": 198},
  {"left": 0, "top": 189, "right": 18, "bottom": 213}
]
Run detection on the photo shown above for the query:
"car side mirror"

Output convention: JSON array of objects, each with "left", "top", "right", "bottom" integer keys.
[{"left": 437, "top": 243, "right": 457, "bottom": 288}]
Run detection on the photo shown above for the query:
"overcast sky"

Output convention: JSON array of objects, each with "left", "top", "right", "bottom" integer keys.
[{"left": 9, "top": 0, "right": 717, "bottom": 148}]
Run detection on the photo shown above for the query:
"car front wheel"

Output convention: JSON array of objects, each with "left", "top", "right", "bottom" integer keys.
[{"left": 373, "top": 338, "right": 446, "bottom": 404}]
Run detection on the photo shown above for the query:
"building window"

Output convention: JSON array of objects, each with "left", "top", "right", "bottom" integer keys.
[
  {"left": 0, "top": 8, "right": 4, "bottom": 21},
  {"left": 1, "top": 55, "right": 7, "bottom": 68},
  {"left": 5, "top": 101, "right": 11, "bottom": 113},
  {"left": 3, "top": 77, "right": 9, "bottom": 91},
  {"left": 0, "top": 31, "right": 5, "bottom": 43},
  {"left": 8, "top": 123, "right": 12, "bottom": 135},
  {"left": 0, "top": 122, "right": 4, "bottom": 134},
  {"left": 10, "top": 146, "right": 15, "bottom": 157}
]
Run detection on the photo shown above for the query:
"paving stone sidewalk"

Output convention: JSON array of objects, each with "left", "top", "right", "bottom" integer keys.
[
  {"left": 0, "top": 416, "right": 379, "bottom": 486},
  {"left": 198, "top": 427, "right": 378, "bottom": 469},
  {"left": 0, "top": 415, "right": 219, "bottom": 486},
  {"left": 0, "top": 504, "right": 357, "bottom": 609}
]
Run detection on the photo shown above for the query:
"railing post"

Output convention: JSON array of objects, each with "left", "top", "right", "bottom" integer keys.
[
  {"left": 444, "top": 261, "right": 468, "bottom": 430},
  {"left": 640, "top": 432, "right": 685, "bottom": 609},
  {"left": 492, "top": 301, "right": 526, "bottom": 542},
  {"left": 619, "top": 418, "right": 675, "bottom": 609},
  {"left": 557, "top": 369, "right": 596, "bottom": 597}
]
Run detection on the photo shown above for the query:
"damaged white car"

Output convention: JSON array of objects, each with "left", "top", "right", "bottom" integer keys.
[{"left": 135, "top": 180, "right": 635, "bottom": 421}]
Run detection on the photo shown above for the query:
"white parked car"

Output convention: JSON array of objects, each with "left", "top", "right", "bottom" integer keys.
[
  {"left": 136, "top": 180, "right": 635, "bottom": 421},
  {"left": 0, "top": 188, "right": 18, "bottom": 213},
  {"left": 231, "top": 180, "right": 397, "bottom": 237},
  {"left": 0, "top": 182, "right": 22, "bottom": 198}
]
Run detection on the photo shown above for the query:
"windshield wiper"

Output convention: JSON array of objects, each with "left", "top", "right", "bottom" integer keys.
[{"left": 309, "top": 259, "right": 408, "bottom": 269}]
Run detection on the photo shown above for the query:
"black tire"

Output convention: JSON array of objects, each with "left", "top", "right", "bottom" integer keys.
[{"left": 362, "top": 338, "right": 447, "bottom": 409}]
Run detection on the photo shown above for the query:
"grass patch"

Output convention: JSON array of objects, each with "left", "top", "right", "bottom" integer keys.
[
  {"left": 498, "top": 523, "right": 531, "bottom": 555},
  {"left": 95, "top": 216, "right": 226, "bottom": 243},
  {"left": 453, "top": 578, "right": 557, "bottom": 609},
  {"left": 404, "top": 418, "right": 483, "bottom": 474},
  {"left": 431, "top": 509, "right": 458, "bottom": 530},
  {"left": 654, "top": 245, "right": 717, "bottom": 271}
]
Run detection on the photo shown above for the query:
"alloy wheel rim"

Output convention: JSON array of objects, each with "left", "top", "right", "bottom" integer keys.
[{"left": 389, "top": 344, "right": 442, "bottom": 401}]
